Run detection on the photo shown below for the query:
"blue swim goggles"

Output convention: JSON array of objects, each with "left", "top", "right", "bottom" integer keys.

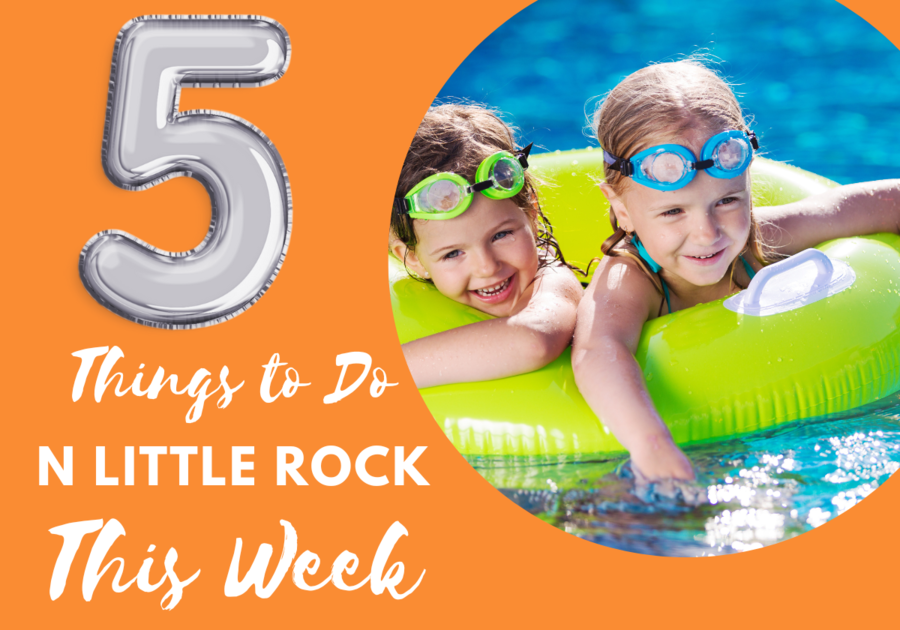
[{"left": 603, "top": 130, "right": 759, "bottom": 191}]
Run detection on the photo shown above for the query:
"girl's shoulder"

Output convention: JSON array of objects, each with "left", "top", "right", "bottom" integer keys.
[
  {"left": 582, "top": 254, "right": 662, "bottom": 323},
  {"left": 533, "top": 259, "right": 583, "bottom": 302},
  {"left": 509, "top": 259, "right": 581, "bottom": 334}
]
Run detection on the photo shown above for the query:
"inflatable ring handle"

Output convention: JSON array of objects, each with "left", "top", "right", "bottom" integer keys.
[{"left": 744, "top": 248, "right": 834, "bottom": 309}]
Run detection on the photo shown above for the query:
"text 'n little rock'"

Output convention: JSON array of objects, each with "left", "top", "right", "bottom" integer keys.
[{"left": 39, "top": 445, "right": 428, "bottom": 487}]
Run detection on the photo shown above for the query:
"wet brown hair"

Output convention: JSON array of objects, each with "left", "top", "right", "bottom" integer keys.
[
  {"left": 590, "top": 60, "right": 779, "bottom": 304},
  {"left": 391, "top": 103, "right": 573, "bottom": 281}
]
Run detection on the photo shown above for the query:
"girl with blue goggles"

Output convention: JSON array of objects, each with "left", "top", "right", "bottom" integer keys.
[
  {"left": 575, "top": 58, "right": 900, "bottom": 490},
  {"left": 602, "top": 129, "right": 759, "bottom": 191}
]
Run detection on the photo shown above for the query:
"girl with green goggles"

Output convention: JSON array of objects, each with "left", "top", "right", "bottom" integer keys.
[
  {"left": 389, "top": 104, "right": 582, "bottom": 394},
  {"left": 394, "top": 143, "right": 532, "bottom": 220}
]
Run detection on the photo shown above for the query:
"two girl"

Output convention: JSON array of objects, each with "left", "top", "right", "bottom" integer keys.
[{"left": 394, "top": 63, "right": 899, "bottom": 483}]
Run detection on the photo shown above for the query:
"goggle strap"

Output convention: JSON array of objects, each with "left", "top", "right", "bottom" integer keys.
[
  {"left": 612, "top": 158, "right": 633, "bottom": 177},
  {"left": 748, "top": 131, "right": 759, "bottom": 150},
  {"left": 394, "top": 197, "right": 410, "bottom": 214},
  {"left": 517, "top": 142, "right": 534, "bottom": 169},
  {"left": 471, "top": 180, "right": 494, "bottom": 193},
  {"left": 694, "top": 159, "right": 715, "bottom": 171},
  {"left": 602, "top": 150, "right": 633, "bottom": 177}
]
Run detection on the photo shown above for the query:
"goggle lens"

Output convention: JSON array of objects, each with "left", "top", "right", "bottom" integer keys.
[
  {"left": 417, "top": 179, "right": 463, "bottom": 213},
  {"left": 713, "top": 137, "right": 750, "bottom": 172},
  {"left": 491, "top": 156, "right": 524, "bottom": 191},
  {"left": 640, "top": 151, "right": 690, "bottom": 184}
]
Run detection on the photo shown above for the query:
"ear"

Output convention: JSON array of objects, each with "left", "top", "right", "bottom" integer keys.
[
  {"left": 390, "top": 238, "right": 429, "bottom": 279},
  {"left": 599, "top": 182, "right": 633, "bottom": 233}
]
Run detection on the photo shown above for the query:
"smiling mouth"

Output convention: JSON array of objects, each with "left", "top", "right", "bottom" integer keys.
[
  {"left": 472, "top": 276, "right": 513, "bottom": 299},
  {"left": 685, "top": 249, "right": 725, "bottom": 263}
]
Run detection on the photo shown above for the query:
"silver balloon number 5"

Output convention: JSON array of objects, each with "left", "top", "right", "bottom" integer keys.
[{"left": 80, "top": 16, "right": 292, "bottom": 328}]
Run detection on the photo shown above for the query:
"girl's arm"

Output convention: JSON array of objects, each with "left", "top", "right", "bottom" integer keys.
[
  {"left": 571, "top": 257, "right": 694, "bottom": 481},
  {"left": 757, "top": 179, "right": 900, "bottom": 254},
  {"left": 402, "top": 264, "right": 582, "bottom": 389}
]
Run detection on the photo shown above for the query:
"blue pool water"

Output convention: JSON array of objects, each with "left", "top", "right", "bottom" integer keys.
[
  {"left": 483, "top": 393, "right": 900, "bottom": 556},
  {"left": 435, "top": 0, "right": 900, "bottom": 554},
  {"left": 437, "top": 0, "right": 900, "bottom": 185}
]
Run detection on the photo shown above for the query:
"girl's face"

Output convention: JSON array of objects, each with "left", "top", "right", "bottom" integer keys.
[
  {"left": 605, "top": 127, "right": 752, "bottom": 292},
  {"left": 397, "top": 196, "right": 540, "bottom": 317}
]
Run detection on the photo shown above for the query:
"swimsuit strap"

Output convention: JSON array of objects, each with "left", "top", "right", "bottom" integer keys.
[
  {"left": 660, "top": 280, "right": 671, "bottom": 316},
  {"left": 632, "top": 234, "right": 671, "bottom": 315},
  {"left": 632, "top": 235, "right": 661, "bottom": 273},
  {"left": 740, "top": 254, "right": 756, "bottom": 280}
]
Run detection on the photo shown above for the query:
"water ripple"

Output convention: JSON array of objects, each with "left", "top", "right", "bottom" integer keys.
[{"left": 484, "top": 394, "right": 900, "bottom": 556}]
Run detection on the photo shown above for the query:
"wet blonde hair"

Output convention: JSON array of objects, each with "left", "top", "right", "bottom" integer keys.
[
  {"left": 591, "top": 60, "right": 775, "bottom": 302},
  {"left": 391, "top": 103, "right": 573, "bottom": 281}
]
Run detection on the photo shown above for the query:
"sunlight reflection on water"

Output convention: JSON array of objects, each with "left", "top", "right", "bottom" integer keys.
[{"left": 488, "top": 393, "right": 900, "bottom": 556}]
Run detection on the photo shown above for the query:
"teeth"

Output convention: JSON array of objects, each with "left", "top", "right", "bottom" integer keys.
[
  {"left": 693, "top": 253, "right": 716, "bottom": 259},
  {"left": 475, "top": 277, "right": 511, "bottom": 296}
]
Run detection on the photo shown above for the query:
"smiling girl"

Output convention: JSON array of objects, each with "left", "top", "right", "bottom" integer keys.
[
  {"left": 572, "top": 60, "right": 900, "bottom": 482},
  {"left": 390, "top": 104, "right": 582, "bottom": 389}
]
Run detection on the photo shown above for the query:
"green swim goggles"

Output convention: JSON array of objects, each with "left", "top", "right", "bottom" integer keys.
[{"left": 395, "top": 143, "right": 533, "bottom": 220}]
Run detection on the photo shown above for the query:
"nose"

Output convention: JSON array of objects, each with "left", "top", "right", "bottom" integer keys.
[
  {"left": 472, "top": 247, "right": 501, "bottom": 278},
  {"left": 692, "top": 210, "right": 721, "bottom": 246}
]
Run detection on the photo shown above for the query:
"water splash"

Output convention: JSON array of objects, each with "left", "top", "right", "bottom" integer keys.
[{"left": 487, "top": 393, "right": 900, "bottom": 556}]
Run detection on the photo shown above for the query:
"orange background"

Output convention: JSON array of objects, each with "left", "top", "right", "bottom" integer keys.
[{"left": 1, "top": 0, "right": 898, "bottom": 626}]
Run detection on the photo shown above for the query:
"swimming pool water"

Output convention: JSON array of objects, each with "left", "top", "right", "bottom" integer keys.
[
  {"left": 484, "top": 392, "right": 900, "bottom": 556},
  {"left": 436, "top": 0, "right": 900, "bottom": 185}
]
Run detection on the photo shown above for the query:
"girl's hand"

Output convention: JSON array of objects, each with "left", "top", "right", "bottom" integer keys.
[
  {"left": 619, "top": 443, "right": 704, "bottom": 505},
  {"left": 631, "top": 435, "right": 695, "bottom": 481}
]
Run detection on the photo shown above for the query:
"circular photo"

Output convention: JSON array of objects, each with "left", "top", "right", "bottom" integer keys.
[{"left": 389, "top": 0, "right": 900, "bottom": 556}]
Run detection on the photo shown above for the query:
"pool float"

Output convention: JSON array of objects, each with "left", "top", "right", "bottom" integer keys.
[{"left": 390, "top": 149, "right": 900, "bottom": 463}]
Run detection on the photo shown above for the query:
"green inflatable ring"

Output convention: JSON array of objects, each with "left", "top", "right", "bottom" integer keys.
[{"left": 390, "top": 149, "right": 900, "bottom": 463}]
